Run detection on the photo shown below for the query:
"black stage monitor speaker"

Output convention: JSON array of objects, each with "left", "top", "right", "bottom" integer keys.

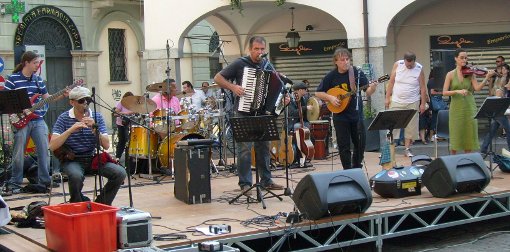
[
  {"left": 292, "top": 168, "right": 372, "bottom": 220},
  {"left": 174, "top": 145, "right": 211, "bottom": 204},
  {"left": 422, "top": 153, "right": 490, "bottom": 198}
]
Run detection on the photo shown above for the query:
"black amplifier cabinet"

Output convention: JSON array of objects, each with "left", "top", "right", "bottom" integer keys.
[
  {"left": 116, "top": 207, "right": 152, "bottom": 249},
  {"left": 370, "top": 166, "right": 425, "bottom": 198},
  {"left": 174, "top": 145, "right": 211, "bottom": 204}
]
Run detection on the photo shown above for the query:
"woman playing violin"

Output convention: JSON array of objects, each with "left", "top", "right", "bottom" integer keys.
[
  {"left": 442, "top": 48, "right": 495, "bottom": 154},
  {"left": 488, "top": 63, "right": 510, "bottom": 97}
]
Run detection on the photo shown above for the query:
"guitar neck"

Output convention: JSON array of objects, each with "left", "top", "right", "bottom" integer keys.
[{"left": 30, "top": 84, "right": 76, "bottom": 112}]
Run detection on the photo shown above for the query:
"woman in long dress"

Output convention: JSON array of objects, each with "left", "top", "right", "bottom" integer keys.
[{"left": 442, "top": 48, "right": 493, "bottom": 154}]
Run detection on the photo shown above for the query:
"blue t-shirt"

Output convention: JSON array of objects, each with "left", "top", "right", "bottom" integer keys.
[
  {"left": 317, "top": 68, "right": 368, "bottom": 122},
  {"left": 52, "top": 109, "right": 108, "bottom": 155},
  {"left": 4, "top": 72, "right": 48, "bottom": 118}
]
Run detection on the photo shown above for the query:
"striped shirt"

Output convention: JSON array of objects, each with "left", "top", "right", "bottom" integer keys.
[
  {"left": 52, "top": 108, "right": 108, "bottom": 155},
  {"left": 4, "top": 72, "right": 48, "bottom": 118}
]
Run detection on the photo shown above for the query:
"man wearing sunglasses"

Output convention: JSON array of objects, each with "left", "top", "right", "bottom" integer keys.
[{"left": 49, "top": 87, "right": 126, "bottom": 205}]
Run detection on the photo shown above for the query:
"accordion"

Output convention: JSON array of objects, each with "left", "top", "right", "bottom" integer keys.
[{"left": 238, "top": 67, "right": 284, "bottom": 115}]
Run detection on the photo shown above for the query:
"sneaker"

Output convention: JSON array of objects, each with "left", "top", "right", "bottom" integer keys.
[
  {"left": 264, "top": 183, "right": 285, "bottom": 190},
  {"left": 405, "top": 148, "right": 414, "bottom": 157},
  {"left": 241, "top": 185, "right": 252, "bottom": 196}
]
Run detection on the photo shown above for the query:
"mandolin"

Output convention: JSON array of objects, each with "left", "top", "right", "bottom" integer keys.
[
  {"left": 326, "top": 74, "right": 389, "bottom": 114},
  {"left": 294, "top": 92, "right": 314, "bottom": 165}
]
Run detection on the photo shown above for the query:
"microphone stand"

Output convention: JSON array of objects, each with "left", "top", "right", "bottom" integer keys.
[
  {"left": 92, "top": 95, "right": 150, "bottom": 207},
  {"left": 91, "top": 87, "right": 105, "bottom": 201},
  {"left": 355, "top": 67, "right": 366, "bottom": 169},
  {"left": 155, "top": 40, "right": 173, "bottom": 183},
  {"left": 216, "top": 46, "right": 236, "bottom": 172},
  {"left": 262, "top": 57, "right": 293, "bottom": 196}
]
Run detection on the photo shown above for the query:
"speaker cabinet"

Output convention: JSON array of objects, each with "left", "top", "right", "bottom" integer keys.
[
  {"left": 292, "top": 168, "right": 372, "bottom": 220},
  {"left": 116, "top": 207, "right": 152, "bottom": 249},
  {"left": 174, "top": 146, "right": 211, "bottom": 204},
  {"left": 422, "top": 153, "right": 490, "bottom": 198}
]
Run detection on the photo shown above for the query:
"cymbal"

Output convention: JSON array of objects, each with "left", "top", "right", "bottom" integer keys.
[
  {"left": 121, "top": 96, "right": 157, "bottom": 114},
  {"left": 175, "top": 93, "right": 192, "bottom": 99},
  {"left": 146, "top": 82, "right": 172, "bottom": 92},
  {"left": 307, "top": 97, "right": 321, "bottom": 121}
]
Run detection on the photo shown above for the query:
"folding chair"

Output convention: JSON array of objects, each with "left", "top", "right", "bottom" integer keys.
[{"left": 434, "top": 110, "right": 450, "bottom": 158}]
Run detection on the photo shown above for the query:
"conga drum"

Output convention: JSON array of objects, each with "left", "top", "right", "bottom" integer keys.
[{"left": 310, "top": 120, "right": 329, "bottom": 159}]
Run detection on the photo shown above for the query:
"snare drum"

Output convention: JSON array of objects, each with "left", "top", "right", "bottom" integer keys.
[
  {"left": 157, "top": 133, "right": 205, "bottom": 167},
  {"left": 128, "top": 126, "right": 158, "bottom": 158},
  {"left": 179, "top": 109, "right": 199, "bottom": 132},
  {"left": 310, "top": 120, "right": 329, "bottom": 160},
  {"left": 152, "top": 109, "right": 175, "bottom": 133}
]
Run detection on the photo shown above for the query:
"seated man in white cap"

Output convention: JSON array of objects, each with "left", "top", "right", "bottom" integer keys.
[{"left": 49, "top": 86, "right": 126, "bottom": 205}]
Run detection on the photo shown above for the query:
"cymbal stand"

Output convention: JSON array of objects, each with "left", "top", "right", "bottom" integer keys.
[
  {"left": 155, "top": 39, "right": 174, "bottom": 183},
  {"left": 139, "top": 93, "right": 156, "bottom": 180},
  {"left": 216, "top": 94, "right": 226, "bottom": 167}
]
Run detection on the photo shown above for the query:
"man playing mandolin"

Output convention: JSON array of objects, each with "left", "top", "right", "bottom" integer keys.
[
  {"left": 315, "top": 48, "right": 379, "bottom": 170},
  {"left": 3, "top": 51, "right": 68, "bottom": 194}
]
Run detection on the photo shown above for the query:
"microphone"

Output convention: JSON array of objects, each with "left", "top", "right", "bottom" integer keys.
[
  {"left": 280, "top": 74, "right": 293, "bottom": 84},
  {"left": 166, "top": 39, "right": 170, "bottom": 59},
  {"left": 258, "top": 53, "right": 268, "bottom": 60},
  {"left": 91, "top": 87, "right": 95, "bottom": 97}
]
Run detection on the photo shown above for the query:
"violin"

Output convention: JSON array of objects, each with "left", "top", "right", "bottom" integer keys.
[{"left": 461, "top": 64, "right": 488, "bottom": 76}]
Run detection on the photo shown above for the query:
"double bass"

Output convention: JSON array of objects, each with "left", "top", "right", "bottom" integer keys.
[{"left": 294, "top": 92, "right": 314, "bottom": 166}]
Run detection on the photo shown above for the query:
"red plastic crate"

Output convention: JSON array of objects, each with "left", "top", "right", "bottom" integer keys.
[{"left": 42, "top": 202, "right": 119, "bottom": 252}]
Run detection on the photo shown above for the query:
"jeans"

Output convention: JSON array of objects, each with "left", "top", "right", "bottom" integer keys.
[
  {"left": 62, "top": 160, "right": 126, "bottom": 205},
  {"left": 481, "top": 115, "right": 510, "bottom": 153},
  {"left": 116, "top": 125, "right": 129, "bottom": 159},
  {"left": 334, "top": 120, "right": 366, "bottom": 169},
  {"left": 8, "top": 119, "right": 51, "bottom": 187},
  {"left": 237, "top": 140, "right": 273, "bottom": 188}
]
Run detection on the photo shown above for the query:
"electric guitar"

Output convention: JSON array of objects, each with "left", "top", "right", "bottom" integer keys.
[
  {"left": 10, "top": 80, "right": 84, "bottom": 129},
  {"left": 326, "top": 74, "right": 389, "bottom": 113}
]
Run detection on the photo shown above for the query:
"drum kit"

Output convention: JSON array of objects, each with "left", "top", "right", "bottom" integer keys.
[{"left": 120, "top": 82, "right": 224, "bottom": 173}]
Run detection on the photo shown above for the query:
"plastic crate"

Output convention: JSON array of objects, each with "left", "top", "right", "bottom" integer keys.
[{"left": 42, "top": 202, "right": 119, "bottom": 252}]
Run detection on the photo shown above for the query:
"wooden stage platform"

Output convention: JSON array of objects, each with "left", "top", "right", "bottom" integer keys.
[{"left": 2, "top": 151, "right": 510, "bottom": 251}]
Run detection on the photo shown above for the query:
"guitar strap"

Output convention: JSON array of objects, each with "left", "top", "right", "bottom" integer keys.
[{"left": 348, "top": 66, "right": 356, "bottom": 93}]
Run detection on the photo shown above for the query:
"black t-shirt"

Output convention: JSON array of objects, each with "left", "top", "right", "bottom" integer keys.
[{"left": 317, "top": 68, "right": 368, "bottom": 122}]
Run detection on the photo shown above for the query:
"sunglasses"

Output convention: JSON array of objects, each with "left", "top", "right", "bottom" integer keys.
[{"left": 76, "top": 97, "right": 93, "bottom": 104}]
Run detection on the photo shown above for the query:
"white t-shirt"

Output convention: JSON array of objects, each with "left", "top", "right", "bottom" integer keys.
[{"left": 392, "top": 60, "right": 422, "bottom": 103}]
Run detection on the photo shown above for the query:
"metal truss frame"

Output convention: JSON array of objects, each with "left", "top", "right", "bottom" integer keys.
[{"left": 211, "top": 192, "right": 510, "bottom": 252}]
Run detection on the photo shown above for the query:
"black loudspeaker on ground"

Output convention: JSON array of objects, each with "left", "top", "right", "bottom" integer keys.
[
  {"left": 422, "top": 153, "right": 490, "bottom": 198},
  {"left": 292, "top": 168, "right": 372, "bottom": 220}
]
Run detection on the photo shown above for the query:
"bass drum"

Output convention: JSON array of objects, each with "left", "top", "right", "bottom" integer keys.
[{"left": 157, "top": 133, "right": 205, "bottom": 168}]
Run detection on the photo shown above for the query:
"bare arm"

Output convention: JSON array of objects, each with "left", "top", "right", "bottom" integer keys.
[
  {"left": 419, "top": 69, "right": 427, "bottom": 114},
  {"left": 315, "top": 91, "right": 340, "bottom": 108},
  {"left": 49, "top": 122, "right": 86, "bottom": 151},
  {"left": 213, "top": 73, "right": 244, "bottom": 97},
  {"left": 385, "top": 62, "right": 398, "bottom": 109}
]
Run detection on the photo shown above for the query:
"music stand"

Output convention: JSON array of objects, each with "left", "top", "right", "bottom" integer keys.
[
  {"left": 0, "top": 89, "right": 31, "bottom": 186},
  {"left": 228, "top": 115, "right": 282, "bottom": 208},
  {"left": 475, "top": 97, "right": 510, "bottom": 177},
  {"left": 368, "top": 109, "right": 416, "bottom": 169}
]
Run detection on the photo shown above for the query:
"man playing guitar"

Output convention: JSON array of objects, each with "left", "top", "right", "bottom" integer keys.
[
  {"left": 3, "top": 51, "right": 68, "bottom": 194},
  {"left": 315, "top": 48, "right": 379, "bottom": 169}
]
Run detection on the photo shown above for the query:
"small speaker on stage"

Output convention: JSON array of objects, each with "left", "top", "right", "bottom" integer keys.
[
  {"left": 174, "top": 145, "right": 211, "bottom": 204},
  {"left": 292, "top": 168, "right": 372, "bottom": 220},
  {"left": 422, "top": 153, "right": 490, "bottom": 198},
  {"left": 370, "top": 166, "right": 424, "bottom": 198},
  {"left": 116, "top": 207, "right": 152, "bottom": 249}
]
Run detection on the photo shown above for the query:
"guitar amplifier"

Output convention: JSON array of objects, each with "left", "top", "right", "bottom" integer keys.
[
  {"left": 369, "top": 166, "right": 425, "bottom": 198},
  {"left": 117, "top": 207, "right": 152, "bottom": 249},
  {"left": 174, "top": 145, "right": 211, "bottom": 204}
]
